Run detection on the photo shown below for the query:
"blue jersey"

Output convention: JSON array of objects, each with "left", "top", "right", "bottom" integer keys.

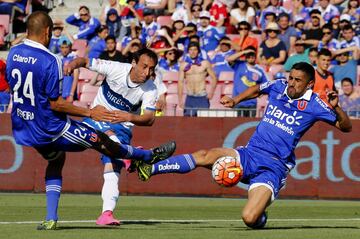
[
  {"left": 198, "top": 26, "right": 223, "bottom": 52},
  {"left": 233, "top": 62, "right": 268, "bottom": 107},
  {"left": 6, "top": 39, "right": 68, "bottom": 147},
  {"left": 88, "top": 36, "right": 106, "bottom": 59},
  {"left": 246, "top": 80, "right": 337, "bottom": 169}
]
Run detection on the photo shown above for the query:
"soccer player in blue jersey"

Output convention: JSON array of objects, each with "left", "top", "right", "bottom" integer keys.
[
  {"left": 134, "top": 62, "right": 352, "bottom": 229},
  {"left": 6, "top": 11, "right": 175, "bottom": 230}
]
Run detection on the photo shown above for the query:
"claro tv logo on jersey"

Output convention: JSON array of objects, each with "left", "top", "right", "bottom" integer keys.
[{"left": 263, "top": 104, "right": 303, "bottom": 135}]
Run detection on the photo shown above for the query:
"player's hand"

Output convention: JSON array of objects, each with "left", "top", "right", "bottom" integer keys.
[
  {"left": 220, "top": 95, "right": 235, "bottom": 108},
  {"left": 64, "top": 63, "right": 75, "bottom": 76},
  {"left": 156, "top": 99, "right": 166, "bottom": 111},
  {"left": 112, "top": 110, "right": 132, "bottom": 123},
  {"left": 327, "top": 90, "right": 339, "bottom": 108},
  {"left": 90, "top": 105, "right": 115, "bottom": 122}
]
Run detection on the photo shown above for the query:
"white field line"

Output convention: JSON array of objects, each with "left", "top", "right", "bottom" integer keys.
[{"left": 1, "top": 218, "right": 360, "bottom": 225}]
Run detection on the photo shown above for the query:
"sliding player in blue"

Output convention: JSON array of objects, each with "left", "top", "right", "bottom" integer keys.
[
  {"left": 134, "top": 62, "right": 352, "bottom": 229},
  {"left": 6, "top": 11, "right": 175, "bottom": 230}
]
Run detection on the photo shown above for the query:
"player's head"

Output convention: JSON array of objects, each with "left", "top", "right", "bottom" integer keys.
[
  {"left": 26, "top": 11, "right": 53, "bottom": 47},
  {"left": 317, "top": 48, "right": 332, "bottom": 71},
  {"left": 287, "top": 62, "right": 315, "bottom": 99},
  {"left": 131, "top": 48, "right": 158, "bottom": 83}
]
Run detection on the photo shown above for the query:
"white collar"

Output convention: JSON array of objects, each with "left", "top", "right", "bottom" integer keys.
[
  {"left": 24, "top": 39, "right": 50, "bottom": 52},
  {"left": 283, "top": 85, "right": 313, "bottom": 102}
]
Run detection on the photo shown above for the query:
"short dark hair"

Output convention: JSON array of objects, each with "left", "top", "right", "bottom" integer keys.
[
  {"left": 291, "top": 62, "right": 315, "bottom": 83},
  {"left": 189, "top": 35, "right": 200, "bottom": 42},
  {"left": 26, "top": 11, "right": 53, "bottom": 37},
  {"left": 238, "top": 21, "right": 251, "bottom": 30},
  {"left": 322, "top": 23, "right": 332, "bottom": 32},
  {"left": 278, "top": 12, "right": 290, "bottom": 21},
  {"left": 79, "top": 5, "right": 90, "bottom": 12},
  {"left": 105, "top": 35, "right": 116, "bottom": 42},
  {"left": 341, "top": 77, "right": 353, "bottom": 86},
  {"left": 188, "top": 42, "right": 201, "bottom": 52},
  {"left": 342, "top": 24, "right": 354, "bottom": 31},
  {"left": 309, "top": 47, "right": 318, "bottom": 54},
  {"left": 318, "top": 48, "right": 332, "bottom": 57},
  {"left": 132, "top": 48, "right": 158, "bottom": 65}
]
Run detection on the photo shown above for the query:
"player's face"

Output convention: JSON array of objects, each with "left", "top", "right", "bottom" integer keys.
[
  {"left": 287, "top": 69, "right": 314, "bottom": 99},
  {"left": 317, "top": 55, "right": 331, "bottom": 71},
  {"left": 188, "top": 46, "right": 199, "bottom": 59},
  {"left": 132, "top": 54, "right": 156, "bottom": 83}
]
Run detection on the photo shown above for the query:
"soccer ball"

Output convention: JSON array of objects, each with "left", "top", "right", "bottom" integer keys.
[{"left": 212, "top": 156, "right": 243, "bottom": 187}]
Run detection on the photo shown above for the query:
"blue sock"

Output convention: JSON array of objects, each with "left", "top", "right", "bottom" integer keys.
[
  {"left": 45, "top": 177, "right": 62, "bottom": 221},
  {"left": 152, "top": 154, "right": 196, "bottom": 175},
  {"left": 119, "top": 145, "right": 152, "bottom": 162}
]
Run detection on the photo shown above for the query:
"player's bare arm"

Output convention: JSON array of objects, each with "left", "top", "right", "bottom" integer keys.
[
  {"left": 327, "top": 91, "right": 352, "bottom": 132},
  {"left": 112, "top": 110, "right": 155, "bottom": 126},
  {"left": 49, "top": 97, "right": 115, "bottom": 122},
  {"left": 205, "top": 60, "right": 217, "bottom": 100},
  {"left": 63, "top": 57, "right": 90, "bottom": 75},
  {"left": 221, "top": 84, "right": 262, "bottom": 108}
]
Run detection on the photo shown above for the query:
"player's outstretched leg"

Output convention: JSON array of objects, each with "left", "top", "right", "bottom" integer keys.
[{"left": 94, "top": 131, "right": 176, "bottom": 163}]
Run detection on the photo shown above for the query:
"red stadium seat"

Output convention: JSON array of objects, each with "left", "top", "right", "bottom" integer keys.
[
  {"left": 165, "top": 94, "right": 183, "bottom": 116},
  {"left": 221, "top": 83, "right": 233, "bottom": 96},
  {"left": 72, "top": 39, "right": 87, "bottom": 50},
  {"left": 166, "top": 82, "right": 178, "bottom": 94},
  {"left": 269, "top": 64, "right": 284, "bottom": 76},
  {"left": 82, "top": 84, "right": 99, "bottom": 94},
  {"left": 79, "top": 67, "right": 97, "bottom": 81},
  {"left": 0, "top": 15, "right": 10, "bottom": 34},
  {"left": 79, "top": 91, "right": 97, "bottom": 105},
  {"left": 162, "top": 71, "right": 179, "bottom": 83},
  {"left": 157, "top": 16, "right": 172, "bottom": 27},
  {"left": 283, "top": 0, "right": 294, "bottom": 12},
  {"left": 226, "top": 34, "right": 238, "bottom": 40},
  {"left": 218, "top": 71, "right": 234, "bottom": 83}
]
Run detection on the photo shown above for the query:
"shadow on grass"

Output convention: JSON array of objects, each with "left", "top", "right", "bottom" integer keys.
[{"left": 231, "top": 225, "right": 360, "bottom": 231}]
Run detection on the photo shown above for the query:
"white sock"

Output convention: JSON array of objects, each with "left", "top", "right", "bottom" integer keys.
[{"left": 101, "top": 172, "right": 120, "bottom": 213}]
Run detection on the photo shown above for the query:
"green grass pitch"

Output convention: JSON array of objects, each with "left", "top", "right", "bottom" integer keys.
[{"left": 0, "top": 193, "right": 360, "bottom": 239}]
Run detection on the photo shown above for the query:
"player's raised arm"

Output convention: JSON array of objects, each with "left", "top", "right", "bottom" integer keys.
[
  {"left": 220, "top": 84, "right": 261, "bottom": 108},
  {"left": 327, "top": 91, "right": 352, "bottom": 132}
]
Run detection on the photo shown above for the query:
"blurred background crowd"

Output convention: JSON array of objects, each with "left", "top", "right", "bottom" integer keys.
[{"left": 0, "top": 0, "right": 359, "bottom": 117}]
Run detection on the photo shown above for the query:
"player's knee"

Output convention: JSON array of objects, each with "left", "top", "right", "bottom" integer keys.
[
  {"left": 242, "top": 209, "right": 258, "bottom": 227},
  {"left": 193, "top": 150, "right": 211, "bottom": 166}
]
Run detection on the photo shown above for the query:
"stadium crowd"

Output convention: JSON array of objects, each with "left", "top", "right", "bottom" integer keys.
[{"left": 0, "top": 0, "right": 360, "bottom": 117}]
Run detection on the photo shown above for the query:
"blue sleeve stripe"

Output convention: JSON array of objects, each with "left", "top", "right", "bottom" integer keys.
[{"left": 145, "top": 107, "right": 156, "bottom": 111}]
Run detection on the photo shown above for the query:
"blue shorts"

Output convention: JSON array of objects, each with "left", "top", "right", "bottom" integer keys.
[
  {"left": 82, "top": 117, "right": 132, "bottom": 166},
  {"left": 35, "top": 119, "right": 99, "bottom": 160},
  {"left": 184, "top": 95, "right": 210, "bottom": 117},
  {"left": 235, "top": 147, "right": 289, "bottom": 201}
]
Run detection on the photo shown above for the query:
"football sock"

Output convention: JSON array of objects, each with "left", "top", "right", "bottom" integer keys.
[
  {"left": 101, "top": 171, "right": 120, "bottom": 213},
  {"left": 119, "top": 144, "right": 152, "bottom": 162},
  {"left": 45, "top": 177, "right": 62, "bottom": 221},
  {"left": 152, "top": 154, "right": 196, "bottom": 175}
]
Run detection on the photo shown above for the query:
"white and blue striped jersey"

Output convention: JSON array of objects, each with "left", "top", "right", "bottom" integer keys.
[
  {"left": 246, "top": 80, "right": 337, "bottom": 170},
  {"left": 88, "top": 58, "right": 158, "bottom": 129},
  {"left": 6, "top": 39, "right": 69, "bottom": 146}
]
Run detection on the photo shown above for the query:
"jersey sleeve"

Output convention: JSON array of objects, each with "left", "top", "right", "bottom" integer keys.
[
  {"left": 313, "top": 96, "right": 337, "bottom": 125},
  {"left": 45, "top": 56, "right": 63, "bottom": 100},
  {"left": 89, "top": 58, "right": 123, "bottom": 78},
  {"left": 141, "top": 86, "right": 158, "bottom": 111},
  {"left": 259, "top": 79, "right": 278, "bottom": 94}
]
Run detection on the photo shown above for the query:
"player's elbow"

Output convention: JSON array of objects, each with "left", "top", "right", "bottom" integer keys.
[{"left": 340, "top": 123, "right": 352, "bottom": 133}]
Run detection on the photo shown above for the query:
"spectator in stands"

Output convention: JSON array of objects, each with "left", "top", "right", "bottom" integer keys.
[
  {"left": 339, "top": 14, "right": 352, "bottom": 33},
  {"left": 100, "top": 0, "right": 122, "bottom": 24},
  {"left": 120, "top": 24, "right": 143, "bottom": 50},
  {"left": 178, "top": 42, "right": 217, "bottom": 117},
  {"left": 183, "top": 35, "right": 208, "bottom": 60},
  {"left": 0, "top": 58, "right": 10, "bottom": 112},
  {"left": 329, "top": 15, "right": 340, "bottom": 39},
  {"left": 294, "top": 16, "right": 306, "bottom": 38},
  {"left": 141, "top": 8, "right": 159, "bottom": 44},
  {"left": 231, "top": 21, "right": 258, "bottom": 53},
  {"left": 292, "top": 0, "right": 310, "bottom": 22},
  {"left": 209, "top": 36, "right": 235, "bottom": 77},
  {"left": 158, "top": 48, "right": 181, "bottom": 73},
  {"left": 87, "top": 25, "right": 109, "bottom": 59},
  {"left": 0, "top": 0, "right": 27, "bottom": 16},
  {"left": 283, "top": 38, "right": 312, "bottom": 71},
  {"left": 171, "top": 18, "right": 188, "bottom": 50},
  {"left": 343, "top": 0, "right": 359, "bottom": 24},
  {"left": 198, "top": 11, "right": 223, "bottom": 52},
  {"left": 119, "top": 0, "right": 143, "bottom": 40},
  {"left": 302, "top": 9, "right": 323, "bottom": 41},
  {"left": 308, "top": 47, "right": 319, "bottom": 66},
  {"left": 49, "top": 20, "right": 65, "bottom": 54},
  {"left": 172, "top": 22, "right": 196, "bottom": 52},
  {"left": 230, "top": 0, "right": 256, "bottom": 30},
  {"left": 303, "top": 24, "right": 339, "bottom": 54},
  {"left": 229, "top": 46, "right": 268, "bottom": 117},
  {"left": 313, "top": 48, "right": 336, "bottom": 104},
  {"left": 339, "top": 77, "right": 360, "bottom": 117},
  {"left": 57, "top": 37, "right": 78, "bottom": 102},
  {"left": 330, "top": 46, "right": 360, "bottom": 88},
  {"left": 143, "top": 0, "right": 168, "bottom": 16},
  {"left": 99, "top": 36, "right": 126, "bottom": 62},
  {"left": 148, "top": 26, "right": 175, "bottom": 54},
  {"left": 66, "top": 6, "right": 101, "bottom": 41},
  {"left": 316, "top": 0, "right": 340, "bottom": 23},
  {"left": 106, "top": 9, "right": 121, "bottom": 40},
  {"left": 338, "top": 25, "right": 360, "bottom": 58},
  {"left": 189, "top": 3, "right": 202, "bottom": 25},
  {"left": 171, "top": 0, "right": 192, "bottom": 24},
  {"left": 277, "top": 13, "right": 298, "bottom": 54},
  {"left": 208, "top": 0, "right": 228, "bottom": 30},
  {"left": 258, "top": 22, "right": 287, "bottom": 67},
  {"left": 121, "top": 39, "right": 142, "bottom": 63}
]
